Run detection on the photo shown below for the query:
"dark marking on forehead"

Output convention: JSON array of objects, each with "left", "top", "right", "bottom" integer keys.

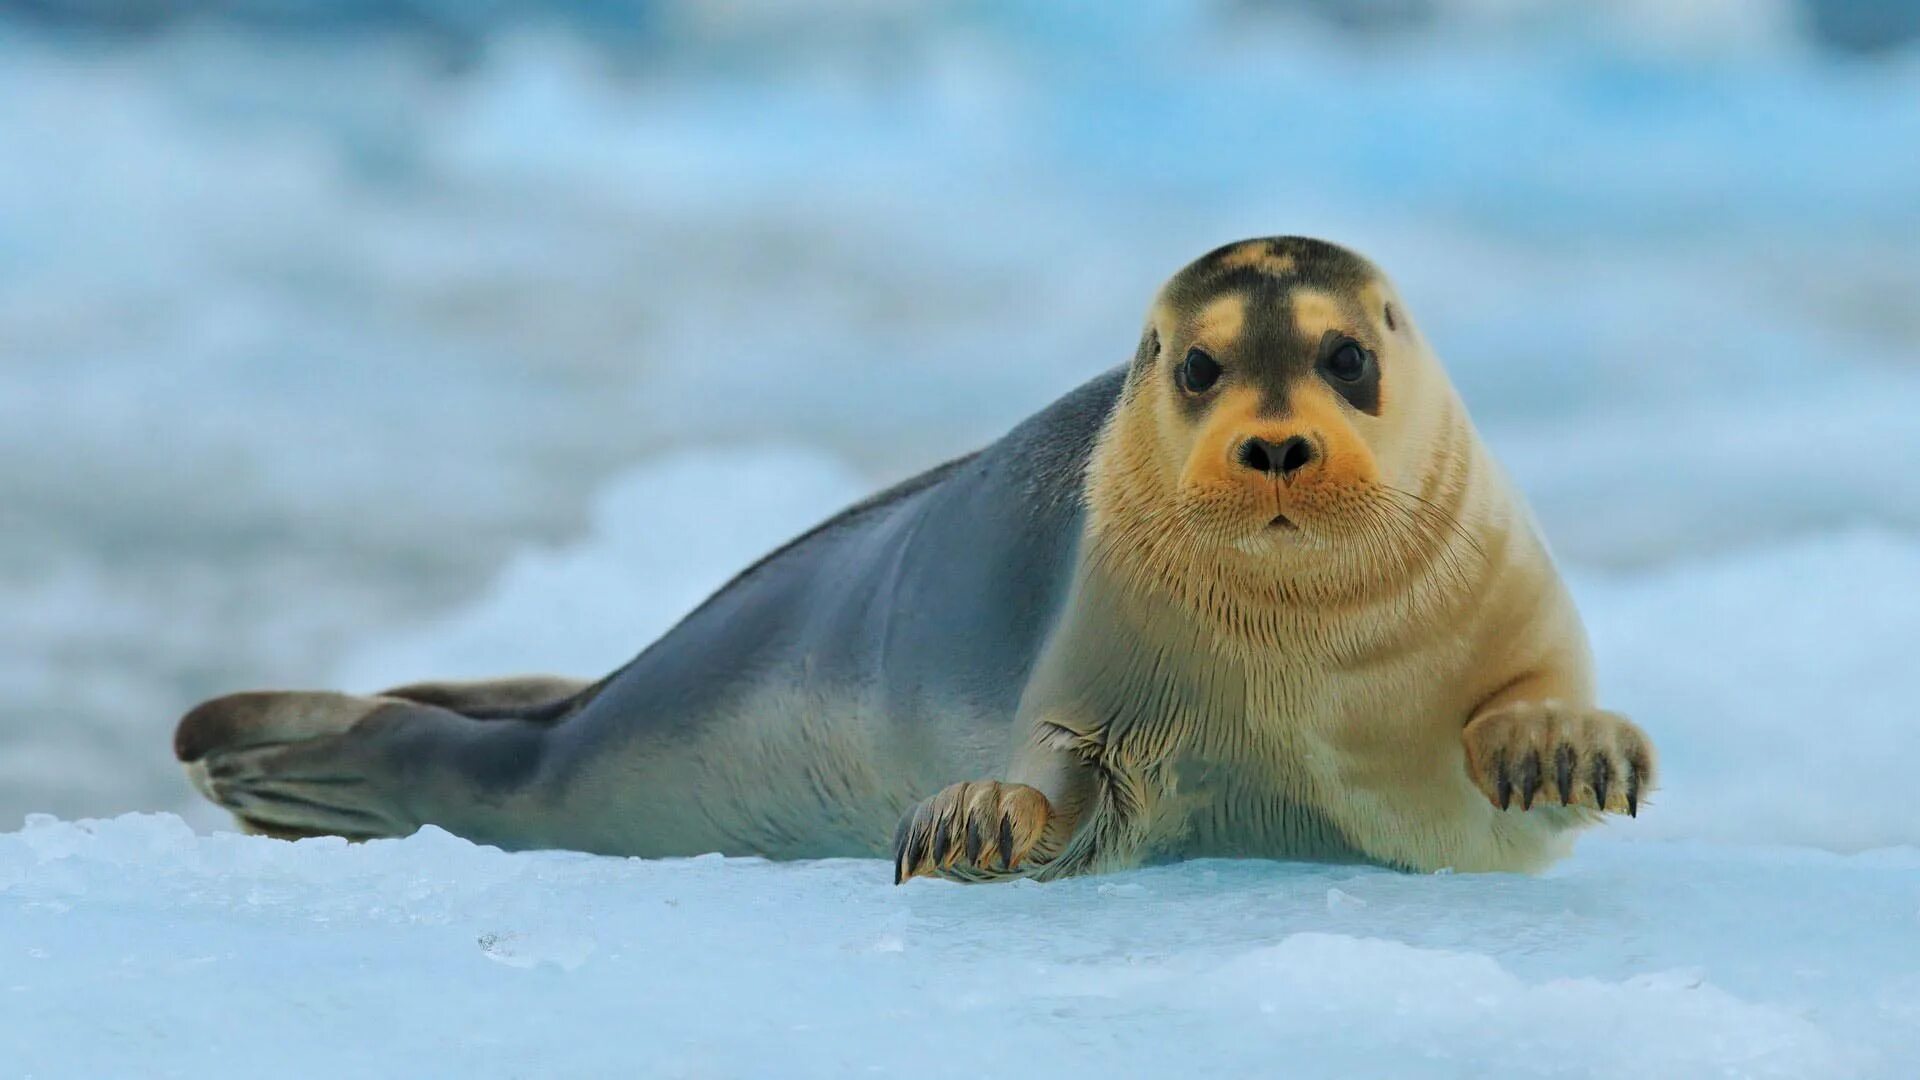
[
  {"left": 1166, "top": 236, "right": 1378, "bottom": 311},
  {"left": 1157, "top": 237, "right": 1386, "bottom": 418}
]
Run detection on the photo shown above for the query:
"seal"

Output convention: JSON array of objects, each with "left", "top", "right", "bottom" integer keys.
[{"left": 174, "top": 236, "right": 1656, "bottom": 881}]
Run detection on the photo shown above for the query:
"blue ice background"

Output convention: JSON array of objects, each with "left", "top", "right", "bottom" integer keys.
[{"left": 4, "top": 0, "right": 1917, "bottom": 823}]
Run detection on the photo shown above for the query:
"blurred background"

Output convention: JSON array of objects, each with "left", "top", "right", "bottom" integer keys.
[{"left": 3, "top": 0, "right": 1917, "bottom": 828}]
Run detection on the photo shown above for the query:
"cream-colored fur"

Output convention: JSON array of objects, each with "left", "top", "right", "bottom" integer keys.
[{"left": 897, "top": 241, "right": 1654, "bottom": 882}]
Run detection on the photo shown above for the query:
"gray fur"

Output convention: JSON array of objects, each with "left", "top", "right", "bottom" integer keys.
[{"left": 181, "top": 368, "right": 1125, "bottom": 857}]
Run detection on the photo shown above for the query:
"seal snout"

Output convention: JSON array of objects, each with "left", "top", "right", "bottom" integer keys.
[{"left": 1237, "top": 434, "right": 1316, "bottom": 481}]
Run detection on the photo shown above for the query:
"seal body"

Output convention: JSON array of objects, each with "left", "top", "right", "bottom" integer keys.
[
  {"left": 446, "top": 372, "right": 1118, "bottom": 858},
  {"left": 175, "top": 237, "right": 1655, "bottom": 881}
]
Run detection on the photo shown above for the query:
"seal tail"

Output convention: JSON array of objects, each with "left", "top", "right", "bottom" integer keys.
[{"left": 173, "top": 677, "right": 586, "bottom": 844}]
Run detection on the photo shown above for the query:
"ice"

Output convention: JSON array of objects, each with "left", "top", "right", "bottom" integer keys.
[
  {"left": 3, "top": 815, "right": 1914, "bottom": 1076},
  {"left": 1579, "top": 531, "right": 1920, "bottom": 852}
]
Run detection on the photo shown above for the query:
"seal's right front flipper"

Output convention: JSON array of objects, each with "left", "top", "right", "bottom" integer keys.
[{"left": 892, "top": 780, "right": 1058, "bottom": 884}]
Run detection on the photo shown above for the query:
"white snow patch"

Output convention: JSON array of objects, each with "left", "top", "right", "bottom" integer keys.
[
  {"left": 3, "top": 814, "right": 1911, "bottom": 1077},
  {"left": 1581, "top": 531, "right": 1920, "bottom": 852}
]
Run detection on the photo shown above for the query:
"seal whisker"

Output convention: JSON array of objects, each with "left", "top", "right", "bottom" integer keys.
[{"left": 1380, "top": 483, "right": 1487, "bottom": 564}]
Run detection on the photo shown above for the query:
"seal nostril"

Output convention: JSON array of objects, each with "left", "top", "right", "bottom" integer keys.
[
  {"left": 1277, "top": 435, "right": 1314, "bottom": 475},
  {"left": 1239, "top": 436, "right": 1315, "bottom": 476}
]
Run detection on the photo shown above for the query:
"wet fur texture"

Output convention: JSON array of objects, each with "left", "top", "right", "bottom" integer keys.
[{"left": 175, "top": 237, "right": 1655, "bottom": 881}]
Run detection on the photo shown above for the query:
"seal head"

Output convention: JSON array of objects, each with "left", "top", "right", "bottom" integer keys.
[{"left": 1133, "top": 237, "right": 1448, "bottom": 557}]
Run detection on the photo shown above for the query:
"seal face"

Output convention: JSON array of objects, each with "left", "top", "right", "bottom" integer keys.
[
  {"left": 1141, "top": 239, "right": 1403, "bottom": 560},
  {"left": 173, "top": 237, "right": 1656, "bottom": 883}
]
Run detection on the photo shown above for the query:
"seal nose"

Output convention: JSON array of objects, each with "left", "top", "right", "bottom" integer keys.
[{"left": 1237, "top": 435, "right": 1316, "bottom": 478}]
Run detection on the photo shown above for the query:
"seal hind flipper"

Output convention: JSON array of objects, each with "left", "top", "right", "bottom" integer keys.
[
  {"left": 176, "top": 690, "right": 551, "bottom": 846},
  {"left": 177, "top": 690, "right": 419, "bottom": 839},
  {"left": 378, "top": 675, "right": 592, "bottom": 723}
]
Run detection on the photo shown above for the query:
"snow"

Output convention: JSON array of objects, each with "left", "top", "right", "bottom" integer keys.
[
  {"left": 1577, "top": 531, "right": 1920, "bottom": 853},
  {"left": 3, "top": 816, "right": 1913, "bottom": 1076},
  {"left": 5, "top": 2, "right": 1919, "bottom": 1074}
]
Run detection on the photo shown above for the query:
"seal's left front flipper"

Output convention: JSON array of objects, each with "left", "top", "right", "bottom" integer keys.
[{"left": 1463, "top": 702, "right": 1656, "bottom": 816}]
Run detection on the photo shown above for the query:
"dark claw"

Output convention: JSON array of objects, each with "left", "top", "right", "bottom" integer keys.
[
  {"left": 1493, "top": 748, "right": 1512, "bottom": 810},
  {"left": 891, "top": 812, "right": 912, "bottom": 885},
  {"left": 997, "top": 813, "right": 1015, "bottom": 870},
  {"left": 1626, "top": 763, "right": 1640, "bottom": 818},
  {"left": 904, "top": 804, "right": 933, "bottom": 877},
  {"left": 931, "top": 819, "right": 951, "bottom": 867},
  {"left": 965, "top": 817, "right": 985, "bottom": 865},
  {"left": 1554, "top": 744, "right": 1575, "bottom": 807},
  {"left": 1591, "top": 756, "right": 1611, "bottom": 811},
  {"left": 1517, "top": 750, "right": 1542, "bottom": 811}
]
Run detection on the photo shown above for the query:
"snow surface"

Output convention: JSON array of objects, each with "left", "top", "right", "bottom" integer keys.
[{"left": 4, "top": 816, "right": 1916, "bottom": 1078}]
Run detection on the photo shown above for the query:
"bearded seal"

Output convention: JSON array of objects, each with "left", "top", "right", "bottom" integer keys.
[{"left": 174, "top": 237, "right": 1655, "bottom": 882}]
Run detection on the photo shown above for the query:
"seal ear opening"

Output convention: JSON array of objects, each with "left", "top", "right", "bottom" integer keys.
[{"left": 1131, "top": 326, "right": 1161, "bottom": 374}]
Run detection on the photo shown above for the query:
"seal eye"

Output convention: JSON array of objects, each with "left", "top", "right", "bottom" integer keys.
[
  {"left": 1179, "top": 348, "right": 1221, "bottom": 394},
  {"left": 1325, "top": 339, "right": 1370, "bottom": 383}
]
